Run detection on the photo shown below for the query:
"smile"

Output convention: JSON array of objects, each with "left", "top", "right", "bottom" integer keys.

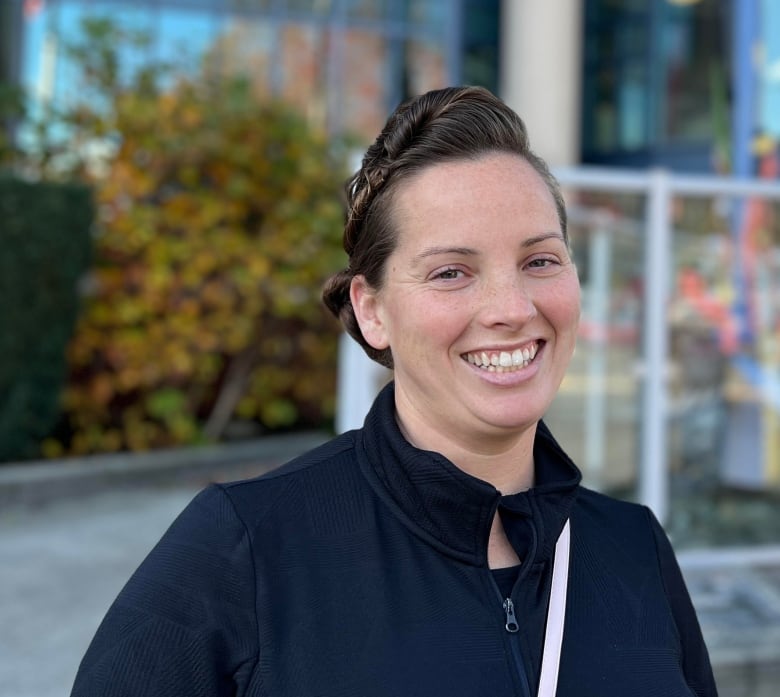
[{"left": 462, "top": 342, "right": 541, "bottom": 373}]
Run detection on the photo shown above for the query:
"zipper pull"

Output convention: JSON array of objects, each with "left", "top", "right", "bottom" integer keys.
[{"left": 503, "top": 598, "right": 519, "bottom": 633}]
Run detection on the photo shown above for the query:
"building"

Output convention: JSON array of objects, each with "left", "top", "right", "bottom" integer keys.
[
  {"left": 4, "top": 0, "right": 500, "bottom": 145},
  {"left": 3, "top": 0, "right": 778, "bottom": 548},
  {"left": 4, "top": 0, "right": 739, "bottom": 168}
]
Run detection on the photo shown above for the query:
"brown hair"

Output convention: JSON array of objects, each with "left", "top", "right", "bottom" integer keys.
[{"left": 322, "top": 85, "right": 567, "bottom": 368}]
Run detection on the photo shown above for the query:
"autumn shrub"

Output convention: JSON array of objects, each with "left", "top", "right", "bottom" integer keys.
[{"left": 50, "top": 77, "right": 349, "bottom": 455}]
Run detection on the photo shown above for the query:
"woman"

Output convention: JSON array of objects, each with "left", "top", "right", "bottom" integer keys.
[{"left": 71, "top": 86, "right": 718, "bottom": 697}]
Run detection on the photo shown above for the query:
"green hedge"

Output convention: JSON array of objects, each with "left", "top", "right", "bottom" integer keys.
[{"left": 0, "top": 177, "right": 93, "bottom": 461}]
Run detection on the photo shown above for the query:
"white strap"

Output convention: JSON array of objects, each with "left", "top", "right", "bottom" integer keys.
[{"left": 537, "top": 518, "right": 570, "bottom": 697}]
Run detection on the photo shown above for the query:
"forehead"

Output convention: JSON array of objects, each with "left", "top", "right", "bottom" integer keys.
[{"left": 389, "top": 153, "right": 559, "bottom": 240}]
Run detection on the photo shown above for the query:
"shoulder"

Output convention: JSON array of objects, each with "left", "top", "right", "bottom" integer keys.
[
  {"left": 208, "top": 430, "right": 365, "bottom": 529},
  {"left": 571, "top": 487, "right": 664, "bottom": 565},
  {"left": 123, "top": 431, "right": 364, "bottom": 598},
  {"left": 574, "top": 486, "right": 650, "bottom": 523},
  {"left": 219, "top": 429, "right": 358, "bottom": 492}
]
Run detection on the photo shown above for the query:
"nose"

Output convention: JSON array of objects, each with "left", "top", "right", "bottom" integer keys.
[{"left": 476, "top": 272, "right": 538, "bottom": 329}]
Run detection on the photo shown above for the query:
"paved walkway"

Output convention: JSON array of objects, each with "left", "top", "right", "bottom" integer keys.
[
  {"left": 1, "top": 442, "right": 779, "bottom": 697},
  {"left": 681, "top": 559, "right": 780, "bottom": 696},
  {"left": 1, "top": 486, "right": 200, "bottom": 697}
]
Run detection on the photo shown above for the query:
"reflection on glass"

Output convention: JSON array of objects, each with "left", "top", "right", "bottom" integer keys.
[
  {"left": 340, "top": 29, "right": 389, "bottom": 139},
  {"left": 227, "top": 0, "right": 275, "bottom": 12},
  {"left": 343, "top": 0, "right": 387, "bottom": 21},
  {"left": 403, "top": 0, "right": 449, "bottom": 34},
  {"left": 581, "top": 0, "right": 728, "bottom": 166},
  {"left": 204, "top": 16, "right": 276, "bottom": 96},
  {"left": 545, "top": 192, "right": 645, "bottom": 499},
  {"left": 462, "top": 0, "right": 500, "bottom": 95},
  {"left": 287, "top": 0, "right": 334, "bottom": 16},
  {"left": 278, "top": 23, "right": 328, "bottom": 128},
  {"left": 547, "top": 184, "right": 780, "bottom": 549},
  {"left": 666, "top": 192, "right": 780, "bottom": 547},
  {"left": 403, "top": 38, "right": 447, "bottom": 100},
  {"left": 157, "top": 7, "right": 222, "bottom": 78},
  {"left": 661, "top": 2, "right": 727, "bottom": 142}
]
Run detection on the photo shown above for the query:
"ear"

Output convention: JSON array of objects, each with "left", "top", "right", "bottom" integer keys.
[{"left": 350, "top": 275, "right": 390, "bottom": 351}]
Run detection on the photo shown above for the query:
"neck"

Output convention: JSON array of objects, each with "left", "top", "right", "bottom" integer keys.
[{"left": 394, "top": 402, "right": 537, "bottom": 495}]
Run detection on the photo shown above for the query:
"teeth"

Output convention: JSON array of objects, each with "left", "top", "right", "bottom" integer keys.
[{"left": 464, "top": 343, "right": 539, "bottom": 372}]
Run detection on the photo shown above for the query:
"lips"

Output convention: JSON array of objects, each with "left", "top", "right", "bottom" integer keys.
[{"left": 462, "top": 341, "right": 541, "bottom": 373}]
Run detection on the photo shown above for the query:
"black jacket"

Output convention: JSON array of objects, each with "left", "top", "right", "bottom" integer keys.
[{"left": 71, "top": 382, "right": 718, "bottom": 697}]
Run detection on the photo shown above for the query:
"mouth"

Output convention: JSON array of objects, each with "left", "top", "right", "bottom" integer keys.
[{"left": 462, "top": 341, "right": 542, "bottom": 374}]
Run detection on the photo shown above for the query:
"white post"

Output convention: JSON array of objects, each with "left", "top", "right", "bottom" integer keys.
[
  {"left": 500, "top": 0, "right": 582, "bottom": 167},
  {"left": 584, "top": 222, "right": 612, "bottom": 488},
  {"left": 335, "top": 333, "right": 386, "bottom": 433},
  {"left": 640, "top": 169, "right": 672, "bottom": 522}
]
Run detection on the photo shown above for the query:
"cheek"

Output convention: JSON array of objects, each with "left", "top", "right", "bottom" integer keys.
[
  {"left": 546, "top": 277, "right": 581, "bottom": 332},
  {"left": 387, "top": 294, "right": 467, "bottom": 352}
]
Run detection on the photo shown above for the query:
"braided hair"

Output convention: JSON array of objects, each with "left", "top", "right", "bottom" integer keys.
[{"left": 322, "top": 85, "right": 567, "bottom": 369}]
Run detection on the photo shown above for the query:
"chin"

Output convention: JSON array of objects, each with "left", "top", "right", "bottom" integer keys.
[{"left": 473, "top": 407, "right": 545, "bottom": 434}]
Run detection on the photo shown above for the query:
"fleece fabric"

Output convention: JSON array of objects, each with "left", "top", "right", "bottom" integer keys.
[{"left": 71, "top": 382, "right": 718, "bottom": 697}]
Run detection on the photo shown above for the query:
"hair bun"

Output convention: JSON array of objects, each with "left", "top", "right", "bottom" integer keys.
[{"left": 322, "top": 268, "right": 353, "bottom": 319}]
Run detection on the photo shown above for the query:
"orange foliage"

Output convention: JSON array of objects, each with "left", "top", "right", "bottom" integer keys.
[{"left": 59, "top": 78, "right": 348, "bottom": 454}]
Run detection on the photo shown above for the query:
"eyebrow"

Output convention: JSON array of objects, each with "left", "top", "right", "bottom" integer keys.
[
  {"left": 413, "top": 246, "right": 477, "bottom": 262},
  {"left": 521, "top": 232, "right": 566, "bottom": 247},
  {"left": 413, "top": 232, "right": 565, "bottom": 263}
]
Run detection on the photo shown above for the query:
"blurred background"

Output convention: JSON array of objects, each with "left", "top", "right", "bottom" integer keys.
[{"left": 1, "top": 0, "right": 779, "bottom": 695}]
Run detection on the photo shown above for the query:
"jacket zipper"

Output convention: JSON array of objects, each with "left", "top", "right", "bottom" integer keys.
[
  {"left": 489, "top": 503, "right": 535, "bottom": 697},
  {"left": 501, "top": 595, "right": 531, "bottom": 697},
  {"left": 489, "top": 574, "right": 531, "bottom": 697},
  {"left": 503, "top": 598, "right": 520, "bottom": 633}
]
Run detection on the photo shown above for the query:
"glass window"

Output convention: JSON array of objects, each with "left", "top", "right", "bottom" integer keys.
[
  {"left": 155, "top": 6, "right": 223, "bottom": 77},
  {"left": 547, "top": 178, "right": 780, "bottom": 549},
  {"left": 545, "top": 191, "right": 645, "bottom": 500},
  {"left": 661, "top": 1, "right": 728, "bottom": 143},
  {"left": 402, "top": 0, "right": 450, "bottom": 35},
  {"left": 582, "top": 1, "right": 651, "bottom": 157},
  {"left": 462, "top": 0, "right": 499, "bottom": 95},
  {"left": 227, "top": 0, "right": 275, "bottom": 13},
  {"left": 204, "top": 15, "right": 277, "bottom": 95},
  {"left": 343, "top": 0, "right": 388, "bottom": 21},
  {"left": 338, "top": 28, "right": 391, "bottom": 139},
  {"left": 19, "top": 0, "right": 48, "bottom": 96},
  {"left": 284, "top": 0, "right": 334, "bottom": 17},
  {"left": 17, "top": 0, "right": 469, "bottom": 144},
  {"left": 581, "top": 0, "right": 729, "bottom": 170},
  {"left": 664, "top": 191, "right": 780, "bottom": 547},
  {"left": 278, "top": 22, "right": 328, "bottom": 128},
  {"left": 403, "top": 37, "right": 447, "bottom": 99}
]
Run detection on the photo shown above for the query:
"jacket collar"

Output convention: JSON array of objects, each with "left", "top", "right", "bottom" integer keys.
[{"left": 357, "top": 382, "right": 582, "bottom": 567}]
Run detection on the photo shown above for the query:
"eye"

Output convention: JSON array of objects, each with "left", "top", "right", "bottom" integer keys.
[
  {"left": 432, "top": 267, "right": 464, "bottom": 281},
  {"left": 526, "top": 256, "right": 560, "bottom": 270}
]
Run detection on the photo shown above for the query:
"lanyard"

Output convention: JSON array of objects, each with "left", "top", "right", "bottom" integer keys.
[{"left": 537, "top": 518, "right": 571, "bottom": 697}]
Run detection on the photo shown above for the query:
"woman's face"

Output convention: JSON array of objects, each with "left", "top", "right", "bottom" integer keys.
[{"left": 351, "top": 152, "right": 580, "bottom": 451}]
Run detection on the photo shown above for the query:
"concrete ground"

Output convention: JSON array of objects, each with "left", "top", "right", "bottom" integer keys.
[
  {"left": 1, "top": 437, "right": 779, "bottom": 697},
  {"left": 1, "top": 486, "right": 200, "bottom": 697}
]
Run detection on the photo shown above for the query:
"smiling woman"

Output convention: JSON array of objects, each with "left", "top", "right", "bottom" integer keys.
[
  {"left": 347, "top": 154, "right": 580, "bottom": 492},
  {"left": 70, "top": 87, "right": 719, "bottom": 697}
]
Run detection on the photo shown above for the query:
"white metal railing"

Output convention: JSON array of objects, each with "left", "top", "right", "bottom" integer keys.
[
  {"left": 554, "top": 166, "right": 780, "bottom": 525},
  {"left": 336, "top": 166, "right": 780, "bottom": 544}
]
